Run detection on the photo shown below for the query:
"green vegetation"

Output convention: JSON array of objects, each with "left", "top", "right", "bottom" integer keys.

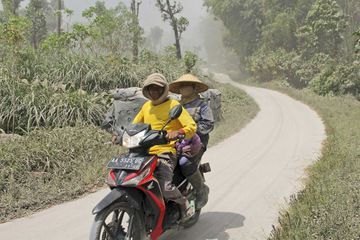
[
  {"left": 0, "top": 81, "right": 258, "bottom": 223},
  {"left": 0, "top": 1, "right": 259, "bottom": 222},
  {"left": 256, "top": 82, "right": 360, "bottom": 240},
  {"left": 0, "top": 1, "right": 192, "bottom": 134},
  {"left": 204, "top": 0, "right": 360, "bottom": 99},
  {"left": 206, "top": 0, "right": 359, "bottom": 238},
  {"left": 0, "top": 76, "right": 109, "bottom": 134}
]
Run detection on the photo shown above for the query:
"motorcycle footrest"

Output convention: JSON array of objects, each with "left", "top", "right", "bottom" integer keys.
[{"left": 199, "top": 162, "right": 211, "bottom": 173}]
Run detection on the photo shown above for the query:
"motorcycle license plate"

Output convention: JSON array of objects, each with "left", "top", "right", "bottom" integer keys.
[{"left": 107, "top": 156, "right": 144, "bottom": 170}]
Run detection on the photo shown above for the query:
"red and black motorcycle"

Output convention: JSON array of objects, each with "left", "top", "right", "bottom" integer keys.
[{"left": 90, "top": 105, "right": 211, "bottom": 240}]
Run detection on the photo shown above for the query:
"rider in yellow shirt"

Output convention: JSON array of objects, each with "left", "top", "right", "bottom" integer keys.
[
  {"left": 132, "top": 73, "right": 196, "bottom": 221},
  {"left": 133, "top": 96, "right": 195, "bottom": 155}
]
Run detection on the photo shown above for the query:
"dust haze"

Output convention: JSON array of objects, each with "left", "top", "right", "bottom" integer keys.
[{"left": 6, "top": 0, "right": 237, "bottom": 70}]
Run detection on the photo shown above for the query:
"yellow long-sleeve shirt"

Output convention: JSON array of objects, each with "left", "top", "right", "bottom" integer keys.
[{"left": 133, "top": 99, "right": 196, "bottom": 155}]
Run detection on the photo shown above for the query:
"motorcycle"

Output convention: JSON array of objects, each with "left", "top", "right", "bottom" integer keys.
[{"left": 90, "top": 105, "right": 211, "bottom": 240}]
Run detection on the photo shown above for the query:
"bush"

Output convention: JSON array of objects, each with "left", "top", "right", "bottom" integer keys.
[
  {"left": 310, "top": 61, "right": 360, "bottom": 98},
  {"left": 0, "top": 46, "right": 196, "bottom": 134},
  {"left": 295, "top": 53, "right": 335, "bottom": 87},
  {"left": 3, "top": 48, "right": 191, "bottom": 94},
  {"left": 0, "top": 76, "right": 110, "bottom": 134},
  {"left": 248, "top": 47, "right": 359, "bottom": 97},
  {"left": 248, "top": 48, "right": 302, "bottom": 86}
]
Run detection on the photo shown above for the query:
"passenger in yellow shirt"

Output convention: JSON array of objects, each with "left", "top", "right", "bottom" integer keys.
[{"left": 132, "top": 73, "right": 197, "bottom": 221}]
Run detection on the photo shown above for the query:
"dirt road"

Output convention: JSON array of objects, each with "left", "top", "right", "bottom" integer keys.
[{"left": 0, "top": 73, "right": 326, "bottom": 240}]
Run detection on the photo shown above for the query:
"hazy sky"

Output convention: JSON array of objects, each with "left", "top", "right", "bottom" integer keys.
[
  {"left": 62, "top": 0, "right": 209, "bottom": 51},
  {"left": 15, "top": 1, "right": 208, "bottom": 35},
  {"left": 1, "top": 1, "right": 216, "bottom": 58}
]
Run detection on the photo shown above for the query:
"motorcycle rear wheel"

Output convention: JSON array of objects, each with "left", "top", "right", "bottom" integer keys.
[{"left": 90, "top": 201, "right": 146, "bottom": 240}]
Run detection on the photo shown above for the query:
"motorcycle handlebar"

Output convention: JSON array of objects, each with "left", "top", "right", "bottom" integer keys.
[{"left": 109, "top": 128, "right": 185, "bottom": 147}]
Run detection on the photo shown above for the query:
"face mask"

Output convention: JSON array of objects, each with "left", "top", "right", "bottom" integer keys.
[
  {"left": 144, "top": 84, "right": 168, "bottom": 105},
  {"left": 179, "top": 85, "right": 195, "bottom": 97},
  {"left": 148, "top": 85, "right": 164, "bottom": 100}
]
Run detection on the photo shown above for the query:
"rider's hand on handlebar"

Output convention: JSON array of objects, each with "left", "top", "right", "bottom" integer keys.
[{"left": 166, "top": 129, "right": 185, "bottom": 141}]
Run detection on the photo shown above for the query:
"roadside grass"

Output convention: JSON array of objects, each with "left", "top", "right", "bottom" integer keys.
[
  {"left": 257, "top": 82, "right": 360, "bottom": 240},
  {"left": 0, "top": 126, "right": 119, "bottom": 223},
  {"left": 0, "top": 80, "right": 259, "bottom": 223}
]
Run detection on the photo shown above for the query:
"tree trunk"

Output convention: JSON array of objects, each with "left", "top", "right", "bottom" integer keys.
[
  {"left": 131, "top": 0, "right": 140, "bottom": 63},
  {"left": 173, "top": 22, "right": 182, "bottom": 59},
  {"left": 343, "top": 0, "right": 352, "bottom": 58},
  {"left": 32, "top": 30, "right": 37, "bottom": 49},
  {"left": 165, "top": 0, "right": 182, "bottom": 59},
  {"left": 132, "top": 32, "right": 139, "bottom": 63},
  {"left": 12, "top": 0, "right": 17, "bottom": 15},
  {"left": 57, "top": 0, "right": 62, "bottom": 36}
]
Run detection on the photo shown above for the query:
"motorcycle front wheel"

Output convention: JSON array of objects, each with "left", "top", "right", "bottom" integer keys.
[{"left": 90, "top": 201, "right": 146, "bottom": 240}]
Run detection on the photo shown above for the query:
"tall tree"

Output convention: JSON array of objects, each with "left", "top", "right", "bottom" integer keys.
[
  {"left": 82, "top": 1, "right": 134, "bottom": 55},
  {"left": 296, "top": 0, "right": 347, "bottom": 58},
  {"left": 37, "top": 0, "right": 64, "bottom": 33},
  {"left": 1, "top": 0, "right": 12, "bottom": 18},
  {"left": 130, "top": 0, "right": 141, "bottom": 63},
  {"left": 156, "top": 0, "right": 189, "bottom": 59},
  {"left": 339, "top": 0, "right": 360, "bottom": 56},
  {"left": 26, "top": 0, "right": 47, "bottom": 49},
  {"left": 1, "top": 0, "right": 25, "bottom": 16}
]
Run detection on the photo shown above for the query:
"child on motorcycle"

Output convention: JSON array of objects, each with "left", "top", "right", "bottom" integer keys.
[{"left": 176, "top": 133, "right": 203, "bottom": 168}]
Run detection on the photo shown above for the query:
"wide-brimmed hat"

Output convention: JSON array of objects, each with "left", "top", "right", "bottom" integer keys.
[{"left": 169, "top": 74, "right": 208, "bottom": 94}]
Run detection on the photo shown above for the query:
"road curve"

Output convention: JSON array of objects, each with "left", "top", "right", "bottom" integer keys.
[
  {"left": 159, "top": 73, "right": 326, "bottom": 240},
  {"left": 0, "top": 73, "right": 326, "bottom": 240}
]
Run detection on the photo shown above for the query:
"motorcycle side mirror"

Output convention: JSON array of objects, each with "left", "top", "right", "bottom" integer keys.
[
  {"left": 161, "top": 105, "right": 183, "bottom": 130},
  {"left": 169, "top": 105, "right": 183, "bottom": 120}
]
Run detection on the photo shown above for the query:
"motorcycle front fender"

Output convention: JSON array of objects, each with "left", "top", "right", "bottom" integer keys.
[{"left": 92, "top": 188, "right": 141, "bottom": 215}]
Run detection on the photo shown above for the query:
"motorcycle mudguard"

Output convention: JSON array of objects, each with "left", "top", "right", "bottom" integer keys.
[{"left": 92, "top": 188, "right": 141, "bottom": 215}]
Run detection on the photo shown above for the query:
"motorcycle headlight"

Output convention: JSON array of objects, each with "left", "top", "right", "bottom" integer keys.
[{"left": 122, "top": 130, "right": 146, "bottom": 148}]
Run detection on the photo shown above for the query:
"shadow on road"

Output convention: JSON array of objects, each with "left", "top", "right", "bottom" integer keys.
[{"left": 161, "top": 211, "right": 245, "bottom": 240}]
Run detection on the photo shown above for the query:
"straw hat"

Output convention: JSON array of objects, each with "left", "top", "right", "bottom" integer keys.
[{"left": 169, "top": 74, "right": 208, "bottom": 94}]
